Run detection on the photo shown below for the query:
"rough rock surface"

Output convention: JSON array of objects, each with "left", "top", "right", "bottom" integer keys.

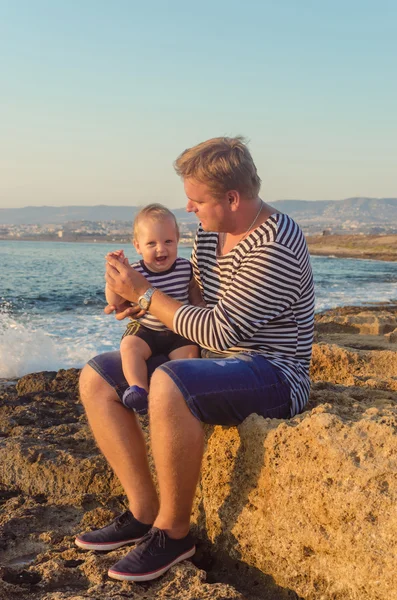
[{"left": 1, "top": 304, "right": 397, "bottom": 599}]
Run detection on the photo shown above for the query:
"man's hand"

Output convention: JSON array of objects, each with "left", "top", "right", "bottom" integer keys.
[
  {"left": 105, "top": 255, "right": 150, "bottom": 304},
  {"left": 104, "top": 300, "right": 146, "bottom": 321}
]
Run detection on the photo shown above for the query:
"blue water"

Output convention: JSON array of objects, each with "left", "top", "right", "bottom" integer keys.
[{"left": 1, "top": 240, "right": 396, "bottom": 378}]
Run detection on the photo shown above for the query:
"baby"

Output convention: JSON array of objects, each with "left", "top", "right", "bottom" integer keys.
[{"left": 105, "top": 203, "right": 202, "bottom": 413}]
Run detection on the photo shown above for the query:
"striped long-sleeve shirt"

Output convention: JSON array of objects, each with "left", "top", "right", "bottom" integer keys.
[{"left": 173, "top": 213, "right": 315, "bottom": 416}]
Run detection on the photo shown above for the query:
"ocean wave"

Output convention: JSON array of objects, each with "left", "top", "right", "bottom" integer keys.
[
  {"left": 0, "top": 306, "right": 124, "bottom": 378},
  {"left": 0, "top": 310, "right": 64, "bottom": 378},
  {"left": 1, "top": 289, "right": 106, "bottom": 315}
]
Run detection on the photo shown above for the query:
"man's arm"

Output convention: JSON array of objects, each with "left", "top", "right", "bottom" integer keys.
[
  {"left": 173, "top": 244, "right": 303, "bottom": 351},
  {"left": 105, "top": 243, "right": 303, "bottom": 352},
  {"left": 188, "top": 277, "right": 206, "bottom": 308},
  {"left": 105, "top": 255, "right": 181, "bottom": 328}
]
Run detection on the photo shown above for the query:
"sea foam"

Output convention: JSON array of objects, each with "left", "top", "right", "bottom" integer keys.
[
  {"left": 0, "top": 309, "right": 121, "bottom": 378},
  {"left": 0, "top": 310, "right": 65, "bottom": 378}
]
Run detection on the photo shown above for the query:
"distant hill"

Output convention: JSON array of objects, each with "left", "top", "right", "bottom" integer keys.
[
  {"left": 0, "top": 206, "right": 197, "bottom": 225},
  {"left": 271, "top": 197, "right": 397, "bottom": 223},
  {"left": 1, "top": 198, "right": 397, "bottom": 226}
]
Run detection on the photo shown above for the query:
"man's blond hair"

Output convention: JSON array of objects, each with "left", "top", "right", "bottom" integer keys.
[
  {"left": 174, "top": 136, "right": 261, "bottom": 199},
  {"left": 133, "top": 203, "right": 179, "bottom": 241}
]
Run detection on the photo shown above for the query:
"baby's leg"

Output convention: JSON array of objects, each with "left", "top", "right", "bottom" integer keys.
[
  {"left": 120, "top": 335, "right": 152, "bottom": 389},
  {"left": 120, "top": 336, "right": 152, "bottom": 412},
  {"left": 169, "top": 345, "right": 200, "bottom": 360}
]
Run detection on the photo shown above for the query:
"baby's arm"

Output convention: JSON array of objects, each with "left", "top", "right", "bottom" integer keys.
[
  {"left": 188, "top": 277, "right": 206, "bottom": 308},
  {"left": 105, "top": 284, "right": 125, "bottom": 308},
  {"left": 105, "top": 250, "right": 128, "bottom": 307}
]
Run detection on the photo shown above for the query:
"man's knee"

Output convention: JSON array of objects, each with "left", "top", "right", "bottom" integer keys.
[
  {"left": 79, "top": 363, "right": 118, "bottom": 407},
  {"left": 148, "top": 369, "right": 183, "bottom": 413}
]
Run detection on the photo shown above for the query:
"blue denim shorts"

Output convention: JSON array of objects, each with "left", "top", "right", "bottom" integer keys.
[{"left": 88, "top": 351, "right": 291, "bottom": 426}]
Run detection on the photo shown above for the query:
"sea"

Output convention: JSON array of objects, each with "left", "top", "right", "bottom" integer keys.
[{"left": 1, "top": 239, "right": 397, "bottom": 379}]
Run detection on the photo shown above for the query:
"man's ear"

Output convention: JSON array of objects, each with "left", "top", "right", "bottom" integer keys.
[
  {"left": 227, "top": 190, "right": 240, "bottom": 212},
  {"left": 133, "top": 239, "right": 141, "bottom": 254}
]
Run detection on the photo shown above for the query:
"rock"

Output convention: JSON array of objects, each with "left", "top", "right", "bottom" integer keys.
[
  {"left": 311, "top": 344, "right": 397, "bottom": 390},
  {"left": 312, "top": 304, "right": 397, "bottom": 390},
  {"left": 193, "top": 393, "right": 397, "bottom": 600},
  {"left": 315, "top": 305, "right": 397, "bottom": 336},
  {"left": 385, "top": 327, "right": 397, "bottom": 343},
  {"left": 0, "top": 492, "right": 246, "bottom": 599},
  {"left": 15, "top": 372, "right": 58, "bottom": 396},
  {"left": 306, "top": 234, "right": 397, "bottom": 261},
  {"left": 15, "top": 369, "right": 80, "bottom": 398},
  {"left": 0, "top": 561, "right": 245, "bottom": 599},
  {"left": 0, "top": 371, "right": 248, "bottom": 600},
  {"left": 1, "top": 306, "right": 397, "bottom": 599}
]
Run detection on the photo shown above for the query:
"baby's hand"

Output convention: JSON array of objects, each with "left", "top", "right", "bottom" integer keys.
[{"left": 106, "top": 249, "right": 126, "bottom": 263}]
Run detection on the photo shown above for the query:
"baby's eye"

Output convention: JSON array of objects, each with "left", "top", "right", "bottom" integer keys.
[
  {"left": 147, "top": 242, "right": 156, "bottom": 247},
  {"left": 165, "top": 239, "right": 174, "bottom": 244}
]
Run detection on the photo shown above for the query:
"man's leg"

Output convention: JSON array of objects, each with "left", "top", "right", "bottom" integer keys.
[
  {"left": 148, "top": 368, "right": 204, "bottom": 538},
  {"left": 107, "top": 354, "right": 291, "bottom": 582},
  {"left": 107, "top": 367, "right": 202, "bottom": 581},
  {"left": 79, "top": 363, "right": 159, "bottom": 524}
]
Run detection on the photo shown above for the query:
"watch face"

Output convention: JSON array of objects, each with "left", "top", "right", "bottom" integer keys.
[
  {"left": 138, "top": 288, "right": 155, "bottom": 311},
  {"left": 138, "top": 297, "right": 150, "bottom": 310}
]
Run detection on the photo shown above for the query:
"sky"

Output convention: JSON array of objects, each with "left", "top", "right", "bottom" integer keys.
[{"left": 1, "top": 0, "right": 396, "bottom": 209}]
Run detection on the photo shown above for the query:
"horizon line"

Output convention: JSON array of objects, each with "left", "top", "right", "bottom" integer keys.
[{"left": 1, "top": 196, "right": 396, "bottom": 210}]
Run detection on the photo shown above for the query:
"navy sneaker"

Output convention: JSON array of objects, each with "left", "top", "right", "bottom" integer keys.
[
  {"left": 108, "top": 527, "right": 196, "bottom": 581},
  {"left": 75, "top": 510, "right": 152, "bottom": 551},
  {"left": 122, "top": 385, "right": 148, "bottom": 413}
]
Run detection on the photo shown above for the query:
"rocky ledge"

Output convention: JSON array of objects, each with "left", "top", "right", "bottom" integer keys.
[
  {"left": 1, "top": 305, "right": 397, "bottom": 600},
  {"left": 306, "top": 234, "right": 397, "bottom": 261}
]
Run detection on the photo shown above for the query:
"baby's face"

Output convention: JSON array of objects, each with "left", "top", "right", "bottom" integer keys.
[{"left": 134, "top": 216, "right": 178, "bottom": 273}]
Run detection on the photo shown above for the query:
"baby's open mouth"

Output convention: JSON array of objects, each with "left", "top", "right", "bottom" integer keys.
[{"left": 155, "top": 256, "right": 167, "bottom": 263}]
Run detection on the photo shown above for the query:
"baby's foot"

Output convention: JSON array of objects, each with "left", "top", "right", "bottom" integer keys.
[{"left": 122, "top": 386, "right": 148, "bottom": 414}]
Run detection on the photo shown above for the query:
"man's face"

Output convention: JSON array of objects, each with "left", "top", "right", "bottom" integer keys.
[{"left": 184, "top": 179, "right": 228, "bottom": 232}]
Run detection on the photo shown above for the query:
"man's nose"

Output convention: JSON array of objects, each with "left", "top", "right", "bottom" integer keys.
[{"left": 186, "top": 200, "right": 196, "bottom": 213}]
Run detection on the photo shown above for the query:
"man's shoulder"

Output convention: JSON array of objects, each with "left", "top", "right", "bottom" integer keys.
[
  {"left": 273, "top": 213, "right": 306, "bottom": 245},
  {"left": 246, "top": 214, "right": 308, "bottom": 265},
  {"left": 257, "top": 213, "right": 306, "bottom": 247}
]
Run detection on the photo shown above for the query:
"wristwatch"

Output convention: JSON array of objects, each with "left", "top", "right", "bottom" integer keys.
[{"left": 137, "top": 287, "right": 156, "bottom": 311}]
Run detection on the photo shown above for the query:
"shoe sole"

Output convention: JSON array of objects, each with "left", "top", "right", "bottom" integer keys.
[
  {"left": 107, "top": 546, "right": 196, "bottom": 581},
  {"left": 74, "top": 535, "right": 146, "bottom": 552}
]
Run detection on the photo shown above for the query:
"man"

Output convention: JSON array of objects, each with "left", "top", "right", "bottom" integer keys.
[{"left": 75, "top": 136, "right": 315, "bottom": 582}]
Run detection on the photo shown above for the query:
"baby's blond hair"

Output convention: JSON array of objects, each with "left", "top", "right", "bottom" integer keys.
[{"left": 133, "top": 203, "right": 180, "bottom": 241}]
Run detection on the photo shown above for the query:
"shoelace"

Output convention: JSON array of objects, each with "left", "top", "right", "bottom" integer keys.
[
  {"left": 114, "top": 510, "right": 132, "bottom": 530},
  {"left": 137, "top": 528, "right": 166, "bottom": 554}
]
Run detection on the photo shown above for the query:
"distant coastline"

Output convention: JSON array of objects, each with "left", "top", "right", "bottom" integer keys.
[
  {"left": 1, "top": 233, "right": 397, "bottom": 261},
  {"left": 306, "top": 234, "right": 397, "bottom": 262},
  {"left": 0, "top": 235, "right": 194, "bottom": 248}
]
